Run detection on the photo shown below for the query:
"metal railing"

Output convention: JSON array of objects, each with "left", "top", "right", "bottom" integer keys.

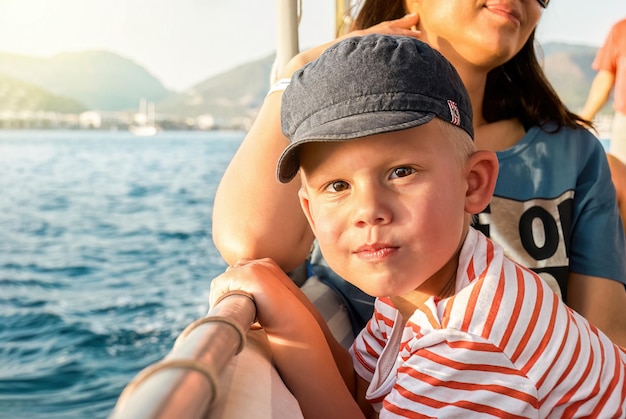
[{"left": 110, "top": 291, "right": 256, "bottom": 419}]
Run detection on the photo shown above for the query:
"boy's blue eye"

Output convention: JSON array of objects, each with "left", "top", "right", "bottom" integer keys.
[
  {"left": 326, "top": 180, "right": 349, "bottom": 192},
  {"left": 391, "top": 167, "right": 415, "bottom": 178}
]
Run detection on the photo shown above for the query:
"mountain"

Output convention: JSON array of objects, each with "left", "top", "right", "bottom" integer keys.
[
  {"left": 0, "top": 73, "right": 87, "bottom": 113},
  {"left": 156, "top": 54, "right": 275, "bottom": 124},
  {"left": 0, "top": 43, "right": 612, "bottom": 125},
  {"left": 0, "top": 51, "right": 170, "bottom": 111},
  {"left": 169, "top": 42, "right": 609, "bottom": 124},
  {"left": 539, "top": 42, "right": 605, "bottom": 113}
]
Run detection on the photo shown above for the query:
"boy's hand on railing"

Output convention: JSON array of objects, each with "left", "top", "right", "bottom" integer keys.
[{"left": 209, "top": 258, "right": 317, "bottom": 335}]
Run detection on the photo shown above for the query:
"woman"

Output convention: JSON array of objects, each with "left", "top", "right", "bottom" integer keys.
[{"left": 212, "top": 0, "right": 626, "bottom": 346}]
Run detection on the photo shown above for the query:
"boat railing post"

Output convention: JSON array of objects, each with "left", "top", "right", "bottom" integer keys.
[{"left": 271, "top": 0, "right": 300, "bottom": 83}]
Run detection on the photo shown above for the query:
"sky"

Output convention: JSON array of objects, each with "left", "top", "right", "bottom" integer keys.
[{"left": 0, "top": 0, "right": 623, "bottom": 91}]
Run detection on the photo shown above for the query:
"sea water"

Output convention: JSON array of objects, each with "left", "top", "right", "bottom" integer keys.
[{"left": 0, "top": 130, "right": 242, "bottom": 418}]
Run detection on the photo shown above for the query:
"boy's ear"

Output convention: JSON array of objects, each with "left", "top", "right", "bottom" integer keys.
[
  {"left": 298, "top": 186, "right": 317, "bottom": 234},
  {"left": 464, "top": 150, "right": 499, "bottom": 214}
]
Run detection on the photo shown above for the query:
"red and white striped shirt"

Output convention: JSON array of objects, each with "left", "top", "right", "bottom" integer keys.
[{"left": 350, "top": 228, "right": 626, "bottom": 418}]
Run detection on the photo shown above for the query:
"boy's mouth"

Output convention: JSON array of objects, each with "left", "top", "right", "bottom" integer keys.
[{"left": 354, "top": 243, "right": 398, "bottom": 262}]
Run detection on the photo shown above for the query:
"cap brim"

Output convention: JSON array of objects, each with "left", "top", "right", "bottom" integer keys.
[{"left": 277, "top": 111, "right": 434, "bottom": 183}]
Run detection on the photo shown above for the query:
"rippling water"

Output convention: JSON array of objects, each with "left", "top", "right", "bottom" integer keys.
[{"left": 0, "top": 130, "right": 242, "bottom": 418}]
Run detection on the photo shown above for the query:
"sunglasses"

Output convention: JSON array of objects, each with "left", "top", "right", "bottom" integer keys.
[{"left": 537, "top": 0, "right": 550, "bottom": 7}]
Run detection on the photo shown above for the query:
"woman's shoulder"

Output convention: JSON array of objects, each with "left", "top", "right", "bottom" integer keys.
[
  {"left": 531, "top": 124, "right": 603, "bottom": 147},
  {"left": 500, "top": 124, "right": 607, "bottom": 165}
]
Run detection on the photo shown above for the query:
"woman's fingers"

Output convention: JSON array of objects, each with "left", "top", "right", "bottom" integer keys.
[{"left": 363, "top": 13, "right": 421, "bottom": 36}]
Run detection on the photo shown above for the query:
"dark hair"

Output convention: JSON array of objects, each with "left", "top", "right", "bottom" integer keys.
[
  {"left": 349, "top": 0, "right": 590, "bottom": 131},
  {"left": 349, "top": 0, "right": 405, "bottom": 33}
]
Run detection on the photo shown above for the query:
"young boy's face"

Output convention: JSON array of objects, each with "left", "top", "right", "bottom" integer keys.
[{"left": 298, "top": 120, "right": 475, "bottom": 298}]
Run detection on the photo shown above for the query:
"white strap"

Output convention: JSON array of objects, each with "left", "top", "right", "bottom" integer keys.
[{"left": 267, "top": 78, "right": 291, "bottom": 96}]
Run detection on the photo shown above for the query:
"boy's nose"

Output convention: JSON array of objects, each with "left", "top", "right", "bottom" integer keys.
[{"left": 352, "top": 187, "right": 393, "bottom": 227}]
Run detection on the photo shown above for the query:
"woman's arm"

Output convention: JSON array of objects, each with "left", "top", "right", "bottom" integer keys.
[
  {"left": 212, "top": 89, "right": 314, "bottom": 272},
  {"left": 211, "top": 15, "right": 422, "bottom": 272},
  {"left": 606, "top": 153, "right": 626, "bottom": 236},
  {"left": 568, "top": 272, "right": 626, "bottom": 347}
]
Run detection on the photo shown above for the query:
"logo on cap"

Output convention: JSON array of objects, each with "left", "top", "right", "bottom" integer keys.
[{"left": 447, "top": 100, "right": 461, "bottom": 127}]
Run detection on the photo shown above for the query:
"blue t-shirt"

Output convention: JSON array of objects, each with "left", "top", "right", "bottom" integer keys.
[{"left": 474, "top": 125, "right": 626, "bottom": 299}]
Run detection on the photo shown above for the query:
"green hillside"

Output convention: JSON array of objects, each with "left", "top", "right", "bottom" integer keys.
[
  {"left": 539, "top": 42, "right": 608, "bottom": 114},
  {"left": 163, "top": 42, "right": 609, "bottom": 122},
  {"left": 156, "top": 54, "right": 275, "bottom": 120},
  {"left": 0, "top": 73, "right": 87, "bottom": 113},
  {"left": 0, "top": 51, "right": 171, "bottom": 111},
  {"left": 0, "top": 43, "right": 612, "bottom": 123}
]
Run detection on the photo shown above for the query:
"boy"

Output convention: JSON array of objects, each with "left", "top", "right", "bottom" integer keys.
[{"left": 210, "top": 35, "right": 626, "bottom": 418}]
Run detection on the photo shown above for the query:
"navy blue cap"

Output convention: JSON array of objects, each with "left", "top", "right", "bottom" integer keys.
[{"left": 277, "top": 34, "right": 473, "bottom": 183}]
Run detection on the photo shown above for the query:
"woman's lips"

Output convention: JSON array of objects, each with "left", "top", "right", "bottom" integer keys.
[{"left": 484, "top": 2, "right": 522, "bottom": 26}]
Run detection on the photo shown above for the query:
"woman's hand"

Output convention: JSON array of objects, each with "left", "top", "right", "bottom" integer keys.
[
  {"left": 283, "top": 14, "right": 422, "bottom": 77},
  {"left": 349, "top": 13, "right": 421, "bottom": 39}
]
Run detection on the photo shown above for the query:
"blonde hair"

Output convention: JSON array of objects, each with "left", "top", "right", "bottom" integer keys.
[{"left": 434, "top": 118, "right": 476, "bottom": 165}]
